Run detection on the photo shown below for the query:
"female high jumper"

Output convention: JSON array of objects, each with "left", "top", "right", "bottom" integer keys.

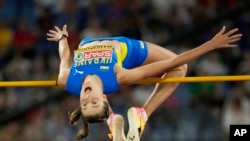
[{"left": 47, "top": 25, "right": 242, "bottom": 141}]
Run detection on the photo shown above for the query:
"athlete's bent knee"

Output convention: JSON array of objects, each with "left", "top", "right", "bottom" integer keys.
[
  {"left": 173, "top": 64, "right": 188, "bottom": 77},
  {"left": 180, "top": 64, "right": 188, "bottom": 76}
]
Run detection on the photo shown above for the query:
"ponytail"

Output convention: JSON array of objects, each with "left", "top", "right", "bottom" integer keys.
[
  {"left": 68, "top": 107, "right": 89, "bottom": 140},
  {"left": 76, "top": 118, "right": 89, "bottom": 140}
]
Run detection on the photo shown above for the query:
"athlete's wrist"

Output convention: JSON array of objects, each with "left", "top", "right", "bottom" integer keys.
[{"left": 58, "top": 34, "right": 68, "bottom": 42}]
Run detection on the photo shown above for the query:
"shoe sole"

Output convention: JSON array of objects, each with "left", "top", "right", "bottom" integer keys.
[
  {"left": 112, "top": 115, "right": 127, "bottom": 141},
  {"left": 127, "top": 108, "right": 140, "bottom": 141}
]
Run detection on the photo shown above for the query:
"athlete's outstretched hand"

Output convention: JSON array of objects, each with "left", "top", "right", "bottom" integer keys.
[
  {"left": 210, "top": 26, "right": 242, "bottom": 49},
  {"left": 47, "top": 25, "right": 69, "bottom": 42}
]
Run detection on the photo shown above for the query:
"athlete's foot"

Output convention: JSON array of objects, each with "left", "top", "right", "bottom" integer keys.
[
  {"left": 127, "top": 107, "right": 148, "bottom": 141},
  {"left": 107, "top": 114, "right": 127, "bottom": 141}
]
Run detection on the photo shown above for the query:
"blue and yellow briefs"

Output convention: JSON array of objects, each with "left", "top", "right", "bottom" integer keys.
[{"left": 66, "top": 36, "right": 148, "bottom": 96}]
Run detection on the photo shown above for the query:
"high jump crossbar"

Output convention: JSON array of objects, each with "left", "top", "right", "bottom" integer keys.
[
  {"left": 135, "top": 75, "right": 250, "bottom": 84},
  {"left": 0, "top": 75, "right": 249, "bottom": 87}
]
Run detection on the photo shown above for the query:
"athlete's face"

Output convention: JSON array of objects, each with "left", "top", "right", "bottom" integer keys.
[{"left": 80, "top": 75, "right": 108, "bottom": 116}]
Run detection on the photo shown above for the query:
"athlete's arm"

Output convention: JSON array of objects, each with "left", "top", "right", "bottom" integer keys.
[
  {"left": 118, "top": 26, "right": 242, "bottom": 85},
  {"left": 47, "top": 25, "right": 71, "bottom": 88}
]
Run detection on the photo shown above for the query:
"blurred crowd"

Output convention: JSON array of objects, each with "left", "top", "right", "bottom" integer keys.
[{"left": 0, "top": 0, "right": 250, "bottom": 140}]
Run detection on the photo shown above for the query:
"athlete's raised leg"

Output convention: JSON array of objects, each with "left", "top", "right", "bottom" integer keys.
[
  {"left": 127, "top": 42, "right": 187, "bottom": 141},
  {"left": 142, "top": 42, "right": 188, "bottom": 116}
]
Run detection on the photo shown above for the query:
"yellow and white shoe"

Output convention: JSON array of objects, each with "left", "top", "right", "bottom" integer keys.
[
  {"left": 127, "top": 107, "right": 148, "bottom": 141},
  {"left": 107, "top": 114, "right": 127, "bottom": 141}
]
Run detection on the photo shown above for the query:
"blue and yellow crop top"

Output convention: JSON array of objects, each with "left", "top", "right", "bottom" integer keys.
[{"left": 65, "top": 36, "right": 148, "bottom": 96}]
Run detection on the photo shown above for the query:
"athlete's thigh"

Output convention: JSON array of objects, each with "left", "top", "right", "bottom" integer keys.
[{"left": 142, "top": 42, "right": 178, "bottom": 65}]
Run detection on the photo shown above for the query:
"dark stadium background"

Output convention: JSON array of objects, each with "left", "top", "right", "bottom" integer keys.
[{"left": 0, "top": 0, "right": 249, "bottom": 140}]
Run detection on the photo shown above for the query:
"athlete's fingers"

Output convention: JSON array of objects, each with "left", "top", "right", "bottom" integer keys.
[
  {"left": 225, "top": 44, "right": 238, "bottom": 48},
  {"left": 228, "top": 33, "right": 242, "bottom": 44},
  {"left": 225, "top": 28, "right": 239, "bottom": 36},
  {"left": 229, "top": 37, "right": 241, "bottom": 43},
  {"left": 48, "top": 30, "right": 57, "bottom": 34},
  {"left": 47, "top": 37, "right": 55, "bottom": 41},
  {"left": 46, "top": 33, "right": 55, "bottom": 37},
  {"left": 54, "top": 26, "right": 61, "bottom": 32},
  {"left": 218, "top": 26, "right": 226, "bottom": 35},
  {"left": 63, "top": 24, "right": 67, "bottom": 31},
  {"left": 229, "top": 34, "right": 243, "bottom": 40}
]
